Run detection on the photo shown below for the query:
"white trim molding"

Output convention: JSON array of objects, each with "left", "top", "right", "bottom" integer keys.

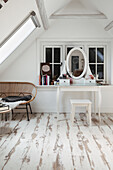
[
  {"left": 50, "top": 13, "right": 107, "bottom": 19},
  {"left": 35, "top": 0, "right": 49, "bottom": 30}
]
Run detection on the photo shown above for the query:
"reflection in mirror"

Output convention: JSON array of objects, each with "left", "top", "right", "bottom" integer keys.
[{"left": 66, "top": 47, "right": 87, "bottom": 80}]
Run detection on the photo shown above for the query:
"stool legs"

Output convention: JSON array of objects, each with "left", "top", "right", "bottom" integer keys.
[
  {"left": 10, "top": 111, "right": 12, "bottom": 121},
  {"left": 88, "top": 104, "right": 91, "bottom": 126},
  {"left": 98, "top": 112, "right": 101, "bottom": 123},
  {"left": 70, "top": 104, "right": 92, "bottom": 126},
  {"left": 86, "top": 106, "right": 89, "bottom": 124},
  {"left": 71, "top": 105, "right": 75, "bottom": 125}
]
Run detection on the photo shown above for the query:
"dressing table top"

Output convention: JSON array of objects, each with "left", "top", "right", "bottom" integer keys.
[{"left": 36, "top": 83, "right": 111, "bottom": 88}]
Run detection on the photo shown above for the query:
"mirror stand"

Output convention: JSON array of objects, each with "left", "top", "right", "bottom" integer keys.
[{"left": 59, "top": 47, "right": 96, "bottom": 85}]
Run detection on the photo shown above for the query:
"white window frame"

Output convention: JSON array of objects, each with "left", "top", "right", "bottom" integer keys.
[
  {"left": 43, "top": 45, "right": 63, "bottom": 78},
  {"left": 40, "top": 41, "right": 109, "bottom": 82},
  {"left": 88, "top": 46, "right": 106, "bottom": 81}
]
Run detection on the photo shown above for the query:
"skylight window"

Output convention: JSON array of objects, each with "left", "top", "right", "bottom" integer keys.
[{"left": 0, "top": 11, "right": 40, "bottom": 64}]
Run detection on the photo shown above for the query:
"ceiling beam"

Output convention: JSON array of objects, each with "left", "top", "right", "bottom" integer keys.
[
  {"left": 104, "top": 21, "right": 113, "bottom": 31},
  {"left": 35, "top": 0, "right": 49, "bottom": 30},
  {"left": 50, "top": 13, "right": 107, "bottom": 19}
]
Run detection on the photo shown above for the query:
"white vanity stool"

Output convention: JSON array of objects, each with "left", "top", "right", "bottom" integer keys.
[{"left": 70, "top": 99, "right": 92, "bottom": 126}]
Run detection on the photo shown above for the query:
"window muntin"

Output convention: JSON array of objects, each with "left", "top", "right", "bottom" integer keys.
[
  {"left": 89, "top": 47, "right": 105, "bottom": 80},
  {"left": 42, "top": 44, "right": 107, "bottom": 82},
  {"left": 44, "top": 46, "right": 62, "bottom": 80}
]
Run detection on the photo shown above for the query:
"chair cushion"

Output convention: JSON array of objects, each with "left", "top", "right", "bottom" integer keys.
[{"left": 2, "top": 95, "right": 32, "bottom": 102}]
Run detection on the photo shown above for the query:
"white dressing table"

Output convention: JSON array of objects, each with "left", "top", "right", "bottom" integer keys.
[{"left": 37, "top": 84, "right": 102, "bottom": 120}]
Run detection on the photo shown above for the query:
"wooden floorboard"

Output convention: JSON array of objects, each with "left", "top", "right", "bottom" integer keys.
[{"left": 0, "top": 113, "right": 113, "bottom": 170}]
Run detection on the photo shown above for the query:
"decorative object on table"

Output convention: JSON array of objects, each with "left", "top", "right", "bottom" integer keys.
[
  {"left": 42, "top": 75, "right": 50, "bottom": 85},
  {"left": 59, "top": 72, "right": 70, "bottom": 86},
  {"left": 62, "top": 74, "right": 67, "bottom": 79},
  {"left": 57, "top": 80, "right": 59, "bottom": 85},
  {"left": 54, "top": 81, "right": 57, "bottom": 85},
  {"left": 40, "top": 63, "right": 51, "bottom": 76},
  {"left": 89, "top": 75, "right": 94, "bottom": 79},
  {"left": 38, "top": 75, "right": 42, "bottom": 85},
  {"left": 70, "top": 77, "right": 73, "bottom": 84},
  {"left": 59, "top": 79, "right": 70, "bottom": 86},
  {"left": 51, "top": 80, "right": 54, "bottom": 85},
  {"left": 40, "top": 63, "right": 51, "bottom": 85}
]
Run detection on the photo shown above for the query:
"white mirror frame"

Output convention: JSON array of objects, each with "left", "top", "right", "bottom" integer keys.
[{"left": 66, "top": 47, "right": 87, "bottom": 80}]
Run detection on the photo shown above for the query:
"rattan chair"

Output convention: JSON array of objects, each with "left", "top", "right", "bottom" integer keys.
[{"left": 0, "top": 82, "right": 37, "bottom": 121}]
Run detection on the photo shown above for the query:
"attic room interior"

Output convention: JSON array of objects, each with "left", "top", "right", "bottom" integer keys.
[{"left": 1, "top": 0, "right": 113, "bottom": 169}]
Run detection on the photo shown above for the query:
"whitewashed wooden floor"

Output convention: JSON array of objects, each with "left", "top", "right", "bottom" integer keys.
[{"left": 0, "top": 112, "right": 113, "bottom": 170}]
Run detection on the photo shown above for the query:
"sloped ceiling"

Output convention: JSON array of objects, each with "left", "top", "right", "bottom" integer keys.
[
  {"left": 55, "top": 0, "right": 100, "bottom": 15},
  {"left": 1, "top": 0, "right": 113, "bottom": 41},
  {"left": 89, "top": 0, "right": 113, "bottom": 20},
  {"left": 44, "top": 0, "right": 113, "bottom": 35},
  {"left": 89, "top": 0, "right": 113, "bottom": 34},
  {"left": 0, "top": 0, "right": 44, "bottom": 42},
  {"left": 44, "top": 0, "right": 113, "bottom": 20}
]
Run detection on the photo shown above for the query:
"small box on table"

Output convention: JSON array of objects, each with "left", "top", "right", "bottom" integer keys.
[{"left": 59, "top": 79, "right": 70, "bottom": 86}]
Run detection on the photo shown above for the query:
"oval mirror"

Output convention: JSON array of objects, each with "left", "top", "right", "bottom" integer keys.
[{"left": 66, "top": 47, "right": 87, "bottom": 79}]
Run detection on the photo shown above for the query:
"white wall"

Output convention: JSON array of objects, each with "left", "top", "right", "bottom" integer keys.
[
  {"left": 40, "top": 19, "right": 111, "bottom": 39},
  {"left": 0, "top": 41, "right": 37, "bottom": 82}
]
